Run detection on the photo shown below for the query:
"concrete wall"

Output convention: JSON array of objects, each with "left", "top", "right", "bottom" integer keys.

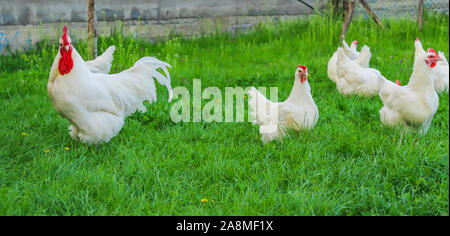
[
  {"left": 0, "top": 0, "right": 327, "bottom": 53},
  {"left": 1, "top": 0, "right": 325, "bottom": 25}
]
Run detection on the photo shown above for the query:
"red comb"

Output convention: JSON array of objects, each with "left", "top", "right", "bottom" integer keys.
[
  {"left": 416, "top": 37, "right": 419, "bottom": 41},
  {"left": 62, "top": 25, "right": 69, "bottom": 44},
  {"left": 297, "top": 65, "right": 307, "bottom": 69},
  {"left": 352, "top": 40, "right": 358, "bottom": 44},
  {"left": 395, "top": 80, "right": 401, "bottom": 86},
  {"left": 428, "top": 48, "right": 439, "bottom": 58}
]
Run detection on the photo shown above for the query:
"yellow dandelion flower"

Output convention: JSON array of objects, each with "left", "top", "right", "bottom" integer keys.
[
  {"left": 201, "top": 198, "right": 208, "bottom": 203},
  {"left": 44, "top": 149, "right": 50, "bottom": 153},
  {"left": 65, "top": 147, "right": 70, "bottom": 151},
  {"left": 21, "top": 132, "right": 27, "bottom": 136}
]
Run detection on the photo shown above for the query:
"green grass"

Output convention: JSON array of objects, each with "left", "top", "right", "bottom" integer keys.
[{"left": 0, "top": 14, "right": 448, "bottom": 216}]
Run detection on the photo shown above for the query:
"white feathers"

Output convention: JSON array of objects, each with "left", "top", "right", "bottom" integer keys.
[
  {"left": 327, "top": 38, "right": 363, "bottom": 83},
  {"left": 355, "top": 45, "right": 372, "bottom": 68},
  {"left": 328, "top": 37, "right": 444, "bottom": 133},
  {"left": 46, "top": 26, "right": 447, "bottom": 146},
  {"left": 378, "top": 44, "right": 439, "bottom": 133},
  {"left": 48, "top": 43, "right": 172, "bottom": 144},
  {"left": 248, "top": 68, "right": 318, "bottom": 144},
  {"left": 133, "top": 57, "right": 173, "bottom": 102},
  {"left": 414, "top": 39, "right": 448, "bottom": 93},
  {"left": 433, "top": 51, "right": 449, "bottom": 93},
  {"left": 85, "top": 45, "right": 116, "bottom": 74},
  {"left": 335, "top": 47, "right": 381, "bottom": 97}
]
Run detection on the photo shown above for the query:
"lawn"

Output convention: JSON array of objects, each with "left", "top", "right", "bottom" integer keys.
[{"left": 0, "top": 14, "right": 448, "bottom": 216}]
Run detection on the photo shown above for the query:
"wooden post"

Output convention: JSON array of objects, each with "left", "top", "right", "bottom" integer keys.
[
  {"left": 340, "top": 0, "right": 355, "bottom": 41},
  {"left": 88, "top": 0, "right": 97, "bottom": 59},
  {"left": 359, "top": 0, "right": 383, "bottom": 28},
  {"left": 342, "top": 0, "right": 349, "bottom": 21},
  {"left": 418, "top": 0, "right": 424, "bottom": 30}
]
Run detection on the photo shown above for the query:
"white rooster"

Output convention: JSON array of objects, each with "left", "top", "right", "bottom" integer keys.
[
  {"left": 47, "top": 26, "right": 173, "bottom": 144},
  {"left": 328, "top": 38, "right": 369, "bottom": 83},
  {"left": 248, "top": 65, "right": 318, "bottom": 144},
  {"left": 378, "top": 45, "right": 442, "bottom": 133},
  {"left": 335, "top": 47, "right": 381, "bottom": 97},
  {"left": 86, "top": 45, "right": 116, "bottom": 74}
]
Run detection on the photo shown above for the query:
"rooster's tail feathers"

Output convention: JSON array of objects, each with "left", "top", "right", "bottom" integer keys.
[
  {"left": 134, "top": 56, "right": 172, "bottom": 68},
  {"left": 134, "top": 57, "right": 173, "bottom": 102}
]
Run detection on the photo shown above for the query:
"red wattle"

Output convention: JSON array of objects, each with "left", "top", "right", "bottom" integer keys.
[{"left": 58, "top": 47, "right": 73, "bottom": 75}]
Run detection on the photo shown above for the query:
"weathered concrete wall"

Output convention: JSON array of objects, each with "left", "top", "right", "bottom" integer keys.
[
  {"left": 0, "top": 0, "right": 327, "bottom": 53},
  {"left": 1, "top": 0, "right": 327, "bottom": 25}
]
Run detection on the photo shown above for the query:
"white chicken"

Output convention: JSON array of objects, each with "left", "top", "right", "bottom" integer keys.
[
  {"left": 378, "top": 44, "right": 442, "bottom": 133},
  {"left": 327, "top": 38, "right": 370, "bottom": 83},
  {"left": 47, "top": 26, "right": 173, "bottom": 144},
  {"left": 433, "top": 51, "right": 449, "bottom": 93},
  {"left": 248, "top": 65, "right": 319, "bottom": 144},
  {"left": 335, "top": 47, "right": 381, "bottom": 97},
  {"left": 414, "top": 38, "right": 449, "bottom": 93},
  {"left": 85, "top": 45, "right": 116, "bottom": 74}
]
